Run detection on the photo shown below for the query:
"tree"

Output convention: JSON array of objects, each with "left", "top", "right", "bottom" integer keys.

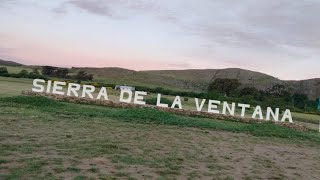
[
  {"left": 42, "top": 66, "right": 57, "bottom": 76},
  {"left": 305, "top": 100, "right": 318, "bottom": 111},
  {"left": 75, "top": 71, "right": 86, "bottom": 80},
  {"left": 281, "top": 90, "right": 293, "bottom": 103},
  {"left": 18, "top": 69, "right": 29, "bottom": 78},
  {"left": 29, "top": 69, "right": 43, "bottom": 79},
  {"left": 86, "top": 73, "right": 93, "bottom": 81},
  {"left": 208, "top": 78, "right": 241, "bottom": 96},
  {"left": 55, "top": 68, "right": 69, "bottom": 78},
  {"left": 0, "top": 67, "right": 8, "bottom": 75},
  {"left": 292, "top": 93, "right": 308, "bottom": 109},
  {"left": 74, "top": 71, "right": 94, "bottom": 81},
  {"left": 239, "top": 87, "right": 259, "bottom": 97},
  {"left": 266, "top": 84, "right": 286, "bottom": 97}
]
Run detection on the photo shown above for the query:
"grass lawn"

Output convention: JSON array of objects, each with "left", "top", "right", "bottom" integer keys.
[
  {"left": 0, "top": 96, "right": 320, "bottom": 179},
  {"left": 0, "top": 65, "right": 33, "bottom": 74},
  {"left": 0, "top": 77, "right": 33, "bottom": 97},
  {"left": 292, "top": 112, "right": 320, "bottom": 124}
]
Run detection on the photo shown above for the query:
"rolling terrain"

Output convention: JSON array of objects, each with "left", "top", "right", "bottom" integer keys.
[
  {"left": 1, "top": 59, "right": 319, "bottom": 99},
  {"left": 70, "top": 67, "right": 320, "bottom": 100},
  {"left": 0, "top": 62, "right": 319, "bottom": 179}
]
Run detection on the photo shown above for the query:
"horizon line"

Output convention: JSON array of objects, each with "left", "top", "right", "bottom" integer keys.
[{"left": 1, "top": 58, "right": 319, "bottom": 82}]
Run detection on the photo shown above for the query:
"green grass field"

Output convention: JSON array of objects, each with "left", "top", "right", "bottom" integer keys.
[
  {"left": 0, "top": 76, "right": 318, "bottom": 125},
  {"left": 0, "top": 77, "right": 33, "bottom": 97},
  {"left": 0, "top": 76, "right": 320, "bottom": 179},
  {"left": 0, "top": 65, "right": 34, "bottom": 74}
]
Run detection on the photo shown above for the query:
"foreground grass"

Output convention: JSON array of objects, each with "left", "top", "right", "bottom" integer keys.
[
  {"left": 0, "top": 77, "right": 33, "bottom": 97},
  {"left": 0, "top": 96, "right": 320, "bottom": 179},
  {"left": 1, "top": 96, "right": 319, "bottom": 143}
]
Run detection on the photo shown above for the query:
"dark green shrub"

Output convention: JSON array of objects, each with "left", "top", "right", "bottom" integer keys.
[
  {"left": 18, "top": 69, "right": 29, "bottom": 78},
  {"left": 0, "top": 67, "right": 8, "bottom": 75},
  {"left": 10, "top": 73, "right": 22, "bottom": 78},
  {"left": 29, "top": 69, "right": 45, "bottom": 79}
]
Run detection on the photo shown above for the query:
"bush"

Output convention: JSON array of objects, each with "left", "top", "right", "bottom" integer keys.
[
  {"left": 18, "top": 69, "right": 29, "bottom": 78},
  {"left": 0, "top": 67, "right": 8, "bottom": 75},
  {"left": 92, "top": 82, "right": 99, "bottom": 87},
  {"left": 239, "top": 95, "right": 259, "bottom": 106},
  {"left": 208, "top": 78, "right": 241, "bottom": 96},
  {"left": 184, "top": 97, "right": 189, "bottom": 102},
  {"left": 42, "top": 66, "right": 57, "bottom": 76},
  {"left": 0, "top": 72, "right": 10, "bottom": 77},
  {"left": 146, "top": 97, "right": 172, "bottom": 107},
  {"left": 239, "top": 87, "right": 259, "bottom": 97},
  {"left": 29, "top": 69, "right": 45, "bottom": 79},
  {"left": 135, "top": 86, "right": 153, "bottom": 92},
  {"left": 74, "top": 71, "right": 93, "bottom": 81},
  {"left": 10, "top": 73, "right": 22, "bottom": 78}
]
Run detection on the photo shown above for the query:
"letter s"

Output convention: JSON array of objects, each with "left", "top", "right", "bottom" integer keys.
[{"left": 32, "top": 79, "right": 45, "bottom": 93}]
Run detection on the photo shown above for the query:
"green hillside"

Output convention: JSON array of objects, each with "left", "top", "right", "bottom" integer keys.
[
  {"left": 71, "top": 67, "right": 320, "bottom": 99},
  {"left": 1, "top": 59, "right": 319, "bottom": 99}
]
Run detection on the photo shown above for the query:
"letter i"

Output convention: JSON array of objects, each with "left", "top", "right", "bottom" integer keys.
[{"left": 46, "top": 80, "right": 52, "bottom": 93}]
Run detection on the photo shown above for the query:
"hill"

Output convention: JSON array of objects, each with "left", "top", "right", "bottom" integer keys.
[
  {"left": 287, "top": 78, "right": 320, "bottom": 100},
  {"left": 1, "top": 59, "right": 319, "bottom": 99},
  {"left": 71, "top": 67, "right": 319, "bottom": 100},
  {"left": 0, "top": 59, "right": 22, "bottom": 66}
]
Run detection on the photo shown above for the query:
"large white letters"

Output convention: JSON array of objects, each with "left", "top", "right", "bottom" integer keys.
[
  {"left": 31, "top": 79, "right": 295, "bottom": 123},
  {"left": 32, "top": 79, "right": 45, "bottom": 93}
]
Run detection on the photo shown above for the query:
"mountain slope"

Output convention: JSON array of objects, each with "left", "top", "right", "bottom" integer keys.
[
  {"left": 1, "top": 59, "right": 319, "bottom": 99},
  {"left": 72, "top": 67, "right": 319, "bottom": 100},
  {"left": 144, "top": 68, "right": 284, "bottom": 90},
  {"left": 0, "top": 59, "right": 22, "bottom": 66},
  {"left": 287, "top": 79, "right": 320, "bottom": 100}
]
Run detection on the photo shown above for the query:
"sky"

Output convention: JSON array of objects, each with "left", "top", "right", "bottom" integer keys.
[{"left": 0, "top": 0, "right": 319, "bottom": 80}]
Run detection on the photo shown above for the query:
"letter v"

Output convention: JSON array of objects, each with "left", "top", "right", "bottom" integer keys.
[{"left": 195, "top": 98, "right": 206, "bottom": 112}]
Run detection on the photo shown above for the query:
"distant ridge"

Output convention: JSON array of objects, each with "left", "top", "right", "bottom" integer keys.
[
  {"left": 70, "top": 67, "right": 320, "bottom": 100},
  {"left": 1, "top": 59, "right": 319, "bottom": 100},
  {"left": 0, "top": 59, "right": 23, "bottom": 66}
]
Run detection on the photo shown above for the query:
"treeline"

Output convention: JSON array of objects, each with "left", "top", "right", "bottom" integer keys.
[
  {"left": 206, "top": 79, "right": 318, "bottom": 112},
  {"left": 72, "top": 77, "right": 319, "bottom": 113},
  {"left": 0, "top": 67, "right": 45, "bottom": 79},
  {"left": 0, "top": 66, "right": 94, "bottom": 82},
  {"left": 94, "top": 79, "right": 318, "bottom": 113},
  {"left": 41, "top": 66, "right": 94, "bottom": 81}
]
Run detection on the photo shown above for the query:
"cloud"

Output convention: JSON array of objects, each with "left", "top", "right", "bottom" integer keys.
[
  {"left": 52, "top": 4, "right": 68, "bottom": 14},
  {"left": 0, "top": 0, "right": 19, "bottom": 8},
  {"left": 54, "top": 0, "right": 320, "bottom": 54},
  {"left": 69, "top": 0, "right": 112, "bottom": 16},
  {"left": 54, "top": 0, "right": 162, "bottom": 19}
]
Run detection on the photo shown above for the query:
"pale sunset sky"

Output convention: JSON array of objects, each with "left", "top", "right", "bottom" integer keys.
[{"left": 0, "top": 0, "right": 319, "bottom": 80}]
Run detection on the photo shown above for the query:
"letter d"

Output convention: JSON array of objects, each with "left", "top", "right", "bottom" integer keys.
[{"left": 119, "top": 89, "right": 133, "bottom": 103}]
